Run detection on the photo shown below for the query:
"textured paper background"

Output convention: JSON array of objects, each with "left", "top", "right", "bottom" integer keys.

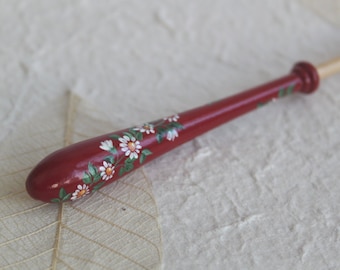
[{"left": 1, "top": 0, "right": 340, "bottom": 269}]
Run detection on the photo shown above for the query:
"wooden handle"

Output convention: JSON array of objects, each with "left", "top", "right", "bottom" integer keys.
[{"left": 317, "top": 57, "right": 340, "bottom": 80}]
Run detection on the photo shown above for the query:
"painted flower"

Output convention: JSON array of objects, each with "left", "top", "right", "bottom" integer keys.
[
  {"left": 71, "top": 184, "right": 90, "bottom": 201},
  {"left": 166, "top": 129, "right": 179, "bottom": 141},
  {"left": 119, "top": 135, "right": 142, "bottom": 159},
  {"left": 134, "top": 123, "right": 155, "bottom": 134},
  {"left": 164, "top": 114, "right": 180, "bottom": 122},
  {"left": 99, "top": 161, "right": 115, "bottom": 181},
  {"left": 99, "top": 140, "right": 114, "bottom": 151}
]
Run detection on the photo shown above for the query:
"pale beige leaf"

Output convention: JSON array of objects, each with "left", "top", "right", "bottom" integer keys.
[{"left": 0, "top": 92, "right": 162, "bottom": 270}]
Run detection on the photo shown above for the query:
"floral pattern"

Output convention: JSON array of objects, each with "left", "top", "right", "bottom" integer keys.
[
  {"left": 99, "top": 140, "right": 114, "bottom": 151},
  {"left": 99, "top": 161, "right": 115, "bottom": 181},
  {"left": 71, "top": 184, "right": 90, "bottom": 201},
  {"left": 51, "top": 114, "right": 184, "bottom": 202},
  {"left": 257, "top": 84, "right": 295, "bottom": 108},
  {"left": 134, "top": 123, "right": 155, "bottom": 134},
  {"left": 166, "top": 129, "right": 178, "bottom": 141},
  {"left": 119, "top": 135, "right": 142, "bottom": 159},
  {"left": 164, "top": 114, "right": 179, "bottom": 122}
]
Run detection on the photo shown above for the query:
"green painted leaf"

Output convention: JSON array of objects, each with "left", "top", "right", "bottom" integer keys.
[
  {"left": 93, "top": 182, "right": 105, "bottom": 191},
  {"left": 140, "top": 153, "right": 146, "bottom": 164},
  {"left": 142, "top": 149, "right": 152, "bottom": 156},
  {"left": 59, "top": 188, "right": 67, "bottom": 199},
  {"left": 287, "top": 85, "right": 294, "bottom": 95},
  {"left": 88, "top": 162, "right": 97, "bottom": 176},
  {"left": 156, "top": 133, "right": 163, "bottom": 143},
  {"left": 278, "top": 88, "right": 286, "bottom": 98},
  {"left": 158, "top": 127, "right": 166, "bottom": 132},
  {"left": 170, "top": 122, "right": 184, "bottom": 130},
  {"left": 51, "top": 198, "right": 61, "bottom": 203},
  {"left": 124, "top": 163, "right": 134, "bottom": 172},
  {"left": 104, "top": 155, "right": 114, "bottom": 164},
  {"left": 93, "top": 173, "right": 101, "bottom": 183},
  {"left": 82, "top": 172, "right": 92, "bottom": 184},
  {"left": 119, "top": 167, "right": 126, "bottom": 176},
  {"left": 62, "top": 193, "right": 71, "bottom": 201},
  {"left": 123, "top": 132, "right": 133, "bottom": 139},
  {"left": 110, "top": 146, "right": 118, "bottom": 155},
  {"left": 125, "top": 157, "right": 136, "bottom": 164},
  {"left": 136, "top": 131, "right": 143, "bottom": 141},
  {"left": 109, "top": 134, "right": 121, "bottom": 140},
  {"left": 123, "top": 159, "right": 134, "bottom": 171},
  {"left": 129, "top": 129, "right": 138, "bottom": 136}
]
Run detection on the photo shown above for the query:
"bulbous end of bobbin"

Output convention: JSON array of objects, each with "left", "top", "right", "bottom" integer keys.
[{"left": 292, "top": 62, "right": 320, "bottom": 94}]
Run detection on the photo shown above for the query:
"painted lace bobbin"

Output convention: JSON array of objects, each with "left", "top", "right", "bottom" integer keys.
[{"left": 26, "top": 59, "right": 340, "bottom": 203}]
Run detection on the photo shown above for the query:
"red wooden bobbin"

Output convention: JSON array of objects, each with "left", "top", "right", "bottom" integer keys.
[{"left": 26, "top": 59, "right": 340, "bottom": 203}]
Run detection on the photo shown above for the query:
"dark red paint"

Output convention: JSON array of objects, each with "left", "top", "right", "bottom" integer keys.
[{"left": 26, "top": 62, "right": 320, "bottom": 202}]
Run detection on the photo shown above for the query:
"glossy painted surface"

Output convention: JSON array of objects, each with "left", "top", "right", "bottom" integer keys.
[{"left": 26, "top": 62, "right": 319, "bottom": 202}]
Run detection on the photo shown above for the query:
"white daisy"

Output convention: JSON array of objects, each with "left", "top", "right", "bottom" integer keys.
[
  {"left": 119, "top": 135, "right": 142, "bottom": 159},
  {"left": 164, "top": 114, "right": 180, "bottom": 122},
  {"left": 99, "top": 161, "right": 115, "bottom": 181},
  {"left": 166, "top": 129, "right": 179, "bottom": 141},
  {"left": 133, "top": 123, "right": 155, "bottom": 134},
  {"left": 99, "top": 140, "right": 114, "bottom": 151},
  {"left": 71, "top": 184, "right": 90, "bottom": 201}
]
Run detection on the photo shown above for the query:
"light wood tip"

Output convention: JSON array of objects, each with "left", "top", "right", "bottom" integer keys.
[{"left": 316, "top": 57, "right": 340, "bottom": 80}]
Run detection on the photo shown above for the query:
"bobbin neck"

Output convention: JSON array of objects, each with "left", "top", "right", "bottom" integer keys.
[{"left": 291, "top": 62, "right": 320, "bottom": 94}]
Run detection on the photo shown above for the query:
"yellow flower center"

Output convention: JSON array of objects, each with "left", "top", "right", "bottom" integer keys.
[
  {"left": 105, "top": 167, "right": 113, "bottom": 176},
  {"left": 143, "top": 125, "right": 150, "bottom": 130},
  {"left": 127, "top": 142, "right": 136, "bottom": 152},
  {"left": 77, "top": 189, "right": 87, "bottom": 198}
]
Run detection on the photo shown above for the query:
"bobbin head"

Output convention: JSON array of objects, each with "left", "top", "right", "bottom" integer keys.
[{"left": 292, "top": 62, "right": 320, "bottom": 94}]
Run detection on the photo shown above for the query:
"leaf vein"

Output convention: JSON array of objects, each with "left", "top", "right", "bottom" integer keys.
[
  {"left": 0, "top": 190, "right": 25, "bottom": 200},
  {"left": 1, "top": 248, "right": 54, "bottom": 269},
  {"left": 71, "top": 205, "right": 160, "bottom": 254},
  {"left": 97, "top": 190, "right": 157, "bottom": 219},
  {"left": 1, "top": 203, "right": 49, "bottom": 219},
  {"left": 62, "top": 225, "right": 149, "bottom": 270},
  {"left": 0, "top": 221, "right": 58, "bottom": 247},
  {"left": 59, "top": 252, "right": 115, "bottom": 270}
]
